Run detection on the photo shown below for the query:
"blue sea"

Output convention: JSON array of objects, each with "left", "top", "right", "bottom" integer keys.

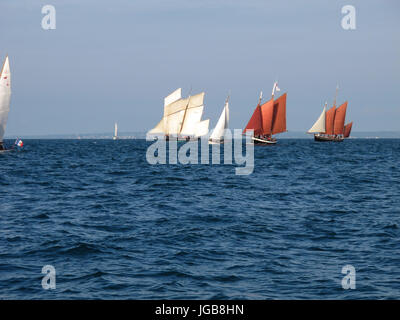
[{"left": 0, "top": 139, "right": 399, "bottom": 299}]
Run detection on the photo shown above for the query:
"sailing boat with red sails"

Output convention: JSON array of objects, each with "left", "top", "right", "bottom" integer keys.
[
  {"left": 243, "top": 82, "right": 287, "bottom": 144},
  {"left": 308, "top": 86, "right": 353, "bottom": 142}
]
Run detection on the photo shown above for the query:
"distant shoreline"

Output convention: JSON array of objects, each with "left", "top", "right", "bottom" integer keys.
[{"left": 4, "top": 131, "right": 400, "bottom": 140}]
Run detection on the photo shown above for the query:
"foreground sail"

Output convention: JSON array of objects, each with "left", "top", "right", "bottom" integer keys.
[
  {"left": 209, "top": 96, "right": 229, "bottom": 144},
  {"left": 148, "top": 88, "right": 210, "bottom": 140},
  {"left": 0, "top": 55, "right": 11, "bottom": 151},
  {"left": 113, "top": 122, "right": 118, "bottom": 140},
  {"left": 243, "top": 82, "right": 287, "bottom": 144},
  {"left": 310, "top": 86, "right": 353, "bottom": 142}
]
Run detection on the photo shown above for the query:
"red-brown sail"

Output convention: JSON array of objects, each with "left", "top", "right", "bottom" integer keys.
[
  {"left": 333, "top": 101, "right": 348, "bottom": 135},
  {"left": 271, "top": 93, "right": 287, "bottom": 135},
  {"left": 260, "top": 99, "right": 274, "bottom": 135},
  {"left": 325, "top": 106, "right": 336, "bottom": 135},
  {"left": 243, "top": 105, "right": 263, "bottom": 136},
  {"left": 344, "top": 121, "right": 353, "bottom": 138}
]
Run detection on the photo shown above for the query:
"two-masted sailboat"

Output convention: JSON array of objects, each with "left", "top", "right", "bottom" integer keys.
[
  {"left": 113, "top": 122, "right": 118, "bottom": 140},
  {"left": 148, "top": 88, "right": 210, "bottom": 141},
  {"left": 0, "top": 55, "right": 11, "bottom": 151},
  {"left": 209, "top": 95, "right": 229, "bottom": 144},
  {"left": 308, "top": 86, "right": 353, "bottom": 142},
  {"left": 243, "top": 82, "right": 287, "bottom": 144}
]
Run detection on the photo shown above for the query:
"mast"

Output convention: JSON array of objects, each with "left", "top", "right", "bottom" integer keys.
[
  {"left": 179, "top": 88, "right": 192, "bottom": 135},
  {"left": 333, "top": 84, "right": 339, "bottom": 107},
  {"left": 258, "top": 91, "right": 263, "bottom": 105}
]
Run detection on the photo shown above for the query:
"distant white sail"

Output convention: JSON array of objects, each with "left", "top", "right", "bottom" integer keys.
[
  {"left": 0, "top": 56, "right": 11, "bottom": 142},
  {"left": 308, "top": 105, "right": 326, "bottom": 133},
  {"left": 114, "top": 122, "right": 118, "bottom": 137},
  {"left": 210, "top": 98, "right": 229, "bottom": 141}
]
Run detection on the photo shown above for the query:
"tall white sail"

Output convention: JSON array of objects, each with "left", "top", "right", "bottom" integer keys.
[
  {"left": 210, "top": 98, "right": 229, "bottom": 141},
  {"left": 195, "top": 119, "right": 209, "bottom": 137},
  {"left": 164, "top": 97, "right": 189, "bottom": 135},
  {"left": 163, "top": 88, "right": 182, "bottom": 134},
  {"left": 148, "top": 89, "right": 209, "bottom": 137},
  {"left": 180, "top": 105, "right": 204, "bottom": 136},
  {"left": 114, "top": 123, "right": 118, "bottom": 137},
  {"left": 148, "top": 119, "right": 164, "bottom": 134},
  {"left": 0, "top": 56, "right": 11, "bottom": 142},
  {"left": 180, "top": 92, "right": 205, "bottom": 136},
  {"left": 164, "top": 88, "right": 181, "bottom": 107},
  {"left": 308, "top": 105, "right": 326, "bottom": 133}
]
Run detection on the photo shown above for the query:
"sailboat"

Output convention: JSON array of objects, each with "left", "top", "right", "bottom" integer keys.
[
  {"left": 209, "top": 95, "right": 229, "bottom": 144},
  {"left": 148, "top": 88, "right": 210, "bottom": 141},
  {"left": 243, "top": 82, "right": 287, "bottom": 144},
  {"left": 308, "top": 86, "right": 353, "bottom": 142},
  {"left": 113, "top": 122, "right": 118, "bottom": 140},
  {"left": 0, "top": 55, "right": 11, "bottom": 151}
]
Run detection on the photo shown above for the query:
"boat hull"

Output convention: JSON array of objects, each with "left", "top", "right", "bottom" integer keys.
[
  {"left": 314, "top": 134, "right": 344, "bottom": 142},
  {"left": 208, "top": 139, "right": 224, "bottom": 145},
  {"left": 251, "top": 136, "right": 277, "bottom": 145}
]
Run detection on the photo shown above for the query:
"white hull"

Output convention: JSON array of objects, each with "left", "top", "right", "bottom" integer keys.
[
  {"left": 208, "top": 139, "right": 224, "bottom": 145},
  {"left": 251, "top": 136, "right": 277, "bottom": 144}
]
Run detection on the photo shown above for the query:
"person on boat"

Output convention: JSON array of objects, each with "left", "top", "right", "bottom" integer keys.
[{"left": 0, "top": 142, "right": 4, "bottom": 150}]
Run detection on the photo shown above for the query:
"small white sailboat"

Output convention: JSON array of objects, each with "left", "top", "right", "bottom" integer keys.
[
  {"left": 148, "top": 88, "right": 210, "bottom": 141},
  {"left": 0, "top": 55, "right": 11, "bottom": 151},
  {"left": 113, "top": 122, "right": 118, "bottom": 140},
  {"left": 209, "top": 95, "right": 230, "bottom": 144}
]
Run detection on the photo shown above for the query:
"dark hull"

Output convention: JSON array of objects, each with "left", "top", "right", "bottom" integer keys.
[{"left": 314, "top": 134, "right": 344, "bottom": 142}]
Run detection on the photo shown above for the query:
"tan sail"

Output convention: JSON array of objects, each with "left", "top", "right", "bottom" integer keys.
[
  {"left": 195, "top": 119, "right": 209, "bottom": 137},
  {"left": 308, "top": 105, "right": 326, "bottom": 133},
  {"left": 148, "top": 89, "right": 209, "bottom": 137}
]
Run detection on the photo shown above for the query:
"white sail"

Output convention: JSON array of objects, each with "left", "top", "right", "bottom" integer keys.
[
  {"left": 164, "top": 97, "right": 189, "bottom": 135},
  {"left": 148, "top": 90, "right": 209, "bottom": 137},
  {"left": 308, "top": 105, "right": 326, "bottom": 133},
  {"left": 0, "top": 56, "right": 11, "bottom": 142},
  {"left": 114, "top": 123, "right": 118, "bottom": 137},
  {"left": 164, "top": 88, "right": 181, "bottom": 107},
  {"left": 180, "top": 105, "right": 204, "bottom": 136},
  {"left": 210, "top": 99, "right": 229, "bottom": 141},
  {"left": 180, "top": 92, "right": 205, "bottom": 136},
  {"left": 148, "top": 119, "right": 164, "bottom": 134},
  {"left": 195, "top": 119, "right": 209, "bottom": 137}
]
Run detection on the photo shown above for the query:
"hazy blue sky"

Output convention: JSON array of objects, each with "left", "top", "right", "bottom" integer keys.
[{"left": 1, "top": 0, "right": 399, "bottom": 135}]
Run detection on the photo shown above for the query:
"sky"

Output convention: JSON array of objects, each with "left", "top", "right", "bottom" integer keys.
[{"left": 0, "top": 0, "right": 399, "bottom": 136}]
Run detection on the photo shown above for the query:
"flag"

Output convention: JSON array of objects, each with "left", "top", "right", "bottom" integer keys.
[{"left": 17, "top": 140, "right": 23, "bottom": 147}]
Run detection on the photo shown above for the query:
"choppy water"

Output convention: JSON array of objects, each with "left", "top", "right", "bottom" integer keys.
[{"left": 0, "top": 139, "right": 399, "bottom": 299}]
